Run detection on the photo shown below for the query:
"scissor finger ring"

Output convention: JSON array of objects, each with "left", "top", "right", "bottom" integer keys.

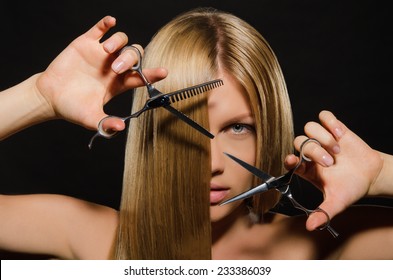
[
  {"left": 120, "top": 45, "right": 140, "bottom": 55},
  {"left": 88, "top": 116, "right": 123, "bottom": 149},
  {"left": 312, "top": 207, "right": 339, "bottom": 238},
  {"left": 300, "top": 138, "right": 321, "bottom": 162},
  {"left": 119, "top": 45, "right": 143, "bottom": 71}
]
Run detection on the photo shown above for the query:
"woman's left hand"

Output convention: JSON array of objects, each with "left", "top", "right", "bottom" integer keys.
[{"left": 285, "top": 110, "right": 383, "bottom": 231}]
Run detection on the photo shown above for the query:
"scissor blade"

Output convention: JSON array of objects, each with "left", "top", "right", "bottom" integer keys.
[
  {"left": 166, "top": 79, "right": 224, "bottom": 104},
  {"left": 163, "top": 105, "right": 214, "bottom": 139},
  {"left": 224, "top": 152, "right": 273, "bottom": 182},
  {"left": 220, "top": 182, "right": 270, "bottom": 205}
]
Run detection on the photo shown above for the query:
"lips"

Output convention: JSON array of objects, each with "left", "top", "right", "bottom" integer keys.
[{"left": 210, "top": 184, "right": 230, "bottom": 205}]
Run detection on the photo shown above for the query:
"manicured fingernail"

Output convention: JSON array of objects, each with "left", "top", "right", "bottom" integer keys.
[
  {"left": 322, "top": 154, "right": 334, "bottom": 167},
  {"left": 103, "top": 41, "right": 115, "bottom": 53},
  {"left": 112, "top": 60, "right": 125, "bottom": 73},
  {"left": 334, "top": 127, "right": 344, "bottom": 139}
]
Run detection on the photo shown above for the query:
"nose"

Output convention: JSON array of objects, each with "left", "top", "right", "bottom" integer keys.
[{"left": 211, "top": 137, "right": 225, "bottom": 176}]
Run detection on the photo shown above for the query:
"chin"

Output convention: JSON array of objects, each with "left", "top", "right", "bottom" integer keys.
[
  {"left": 210, "top": 201, "right": 247, "bottom": 224},
  {"left": 210, "top": 205, "right": 228, "bottom": 223}
]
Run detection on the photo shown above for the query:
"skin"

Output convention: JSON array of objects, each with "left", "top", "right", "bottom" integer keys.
[
  {"left": 1, "top": 16, "right": 392, "bottom": 260},
  {"left": 0, "top": 16, "right": 166, "bottom": 260},
  {"left": 285, "top": 111, "right": 393, "bottom": 231},
  {"left": 0, "top": 16, "right": 168, "bottom": 140},
  {"left": 209, "top": 72, "right": 256, "bottom": 222},
  {"left": 208, "top": 72, "right": 325, "bottom": 259}
]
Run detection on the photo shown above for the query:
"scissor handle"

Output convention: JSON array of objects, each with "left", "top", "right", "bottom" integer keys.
[
  {"left": 282, "top": 187, "right": 339, "bottom": 238},
  {"left": 88, "top": 116, "right": 126, "bottom": 149},
  {"left": 312, "top": 208, "right": 340, "bottom": 238},
  {"left": 122, "top": 45, "right": 152, "bottom": 88},
  {"left": 294, "top": 138, "right": 322, "bottom": 168},
  {"left": 130, "top": 48, "right": 142, "bottom": 72},
  {"left": 120, "top": 45, "right": 142, "bottom": 71},
  {"left": 284, "top": 138, "right": 340, "bottom": 238},
  {"left": 97, "top": 116, "right": 121, "bottom": 138}
]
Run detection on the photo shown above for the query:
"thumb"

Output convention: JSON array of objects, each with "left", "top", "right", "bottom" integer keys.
[
  {"left": 87, "top": 115, "right": 126, "bottom": 149},
  {"left": 85, "top": 111, "right": 126, "bottom": 132},
  {"left": 305, "top": 198, "right": 343, "bottom": 233},
  {"left": 99, "top": 115, "right": 126, "bottom": 134}
]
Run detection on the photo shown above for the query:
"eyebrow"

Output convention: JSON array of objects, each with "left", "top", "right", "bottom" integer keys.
[{"left": 221, "top": 113, "right": 255, "bottom": 127}]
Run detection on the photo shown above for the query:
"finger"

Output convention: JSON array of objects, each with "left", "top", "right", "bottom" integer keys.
[
  {"left": 129, "top": 44, "right": 144, "bottom": 56},
  {"left": 85, "top": 112, "right": 126, "bottom": 133},
  {"left": 294, "top": 136, "right": 334, "bottom": 167},
  {"left": 100, "top": 116, "right": 126, "bottom": 133},
  {"left": 86, "top": 16, "right": 116, "bottom": 40},
  {"left": 111, "top": 44, "right": 144, "bottom": 74},
  {"left": 284, "top": 154, "right": 299, "bottom": 170},
  {"left": 306, "top": 210, "right": 331, "bottom": 232},
  {"left": 304, "top": 121, "right": 340, "bottom": 155},
  {"left": 319, "top": 110, "right": 347, "bottom": 141},
  {"left": 122, "top": 67, "right": 168, "bottom": 88},
  {"left": 102, "top": 32, "right": 129, "bottom": 54},
  {"left": 306, "top": 198, "right": 344, "bottom": 232}
]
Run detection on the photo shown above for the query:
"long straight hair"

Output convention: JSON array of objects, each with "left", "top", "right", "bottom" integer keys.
[{"left": 113, "top": 7, "right": 294, "bottom": 259}]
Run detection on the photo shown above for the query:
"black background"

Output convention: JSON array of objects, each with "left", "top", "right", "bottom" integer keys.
[{"left": 1, "top": 0, "right": 392, "bottom": 210}]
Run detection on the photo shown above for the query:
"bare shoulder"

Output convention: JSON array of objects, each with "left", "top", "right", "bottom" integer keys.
[
  {"left": 56, "top": 195, "right": 119, "bottom": 259},
  {"left": 0, "top": 194, "right": 118, "bottom": 259}
]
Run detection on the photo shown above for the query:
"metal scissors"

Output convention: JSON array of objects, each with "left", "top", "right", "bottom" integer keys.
[
  {"left": 220, "top": 138, "right": 339, "bottom": 238},
  {"left": 88, "top": 46, "right": 223, "bottom": 149}
]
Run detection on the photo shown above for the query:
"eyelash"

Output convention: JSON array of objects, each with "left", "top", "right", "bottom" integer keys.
[{"left": 226, "top": 123, "right": 256, "bottom": 135}]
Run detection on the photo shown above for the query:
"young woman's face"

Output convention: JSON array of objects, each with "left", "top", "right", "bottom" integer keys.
[{"left": 208, "top": 72, "right": 256, "bottom": 222}]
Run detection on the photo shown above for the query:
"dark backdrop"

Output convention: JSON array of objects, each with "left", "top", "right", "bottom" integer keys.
[{"left": 1, "top": 0, "right": 392, "bottom": 210}]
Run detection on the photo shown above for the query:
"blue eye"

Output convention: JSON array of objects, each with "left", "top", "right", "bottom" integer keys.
[
  {"left": 232, "top": 124, "right": 245, "bottom": 134},
  {"left": 230, "top": 123, "right": 255, "bottom": 135}
]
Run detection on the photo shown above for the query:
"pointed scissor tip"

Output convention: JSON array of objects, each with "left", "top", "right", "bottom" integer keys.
[
  {"left": 219, "top": 197, "right": 239, "bottom": 206},
  {"left": 219, "top": 191, "right": 251, "bottom": 206},
  {"left": 220, "top": 183, "right": 270, "bottom": 206}
]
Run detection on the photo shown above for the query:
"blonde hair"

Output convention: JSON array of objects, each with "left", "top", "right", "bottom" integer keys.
[{"left": 113, "top": 7, "right": 294, "bottom": 259}]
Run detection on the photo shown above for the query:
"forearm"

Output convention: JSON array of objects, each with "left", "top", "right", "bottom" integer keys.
[
  {"left": 0, "top": 74, "right": 54, "bottom": 140},
  {"left": 369, "top": 151, "right": 393, "bottom": 197}
]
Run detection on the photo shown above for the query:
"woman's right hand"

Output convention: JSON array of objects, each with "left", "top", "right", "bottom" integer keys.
[{"left": 35, "top": 15, "right": 167, "bottom": 132}]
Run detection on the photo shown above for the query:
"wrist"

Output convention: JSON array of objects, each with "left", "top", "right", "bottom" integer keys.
[
  {"left": 32, "top": 73, "right": 57, "bottom": 120},
  {"left": 369, "top": 152, "right": 393, "bottom": 197},
  {"left": 0, "top": 74, "right": 56, "bottom": 140}
]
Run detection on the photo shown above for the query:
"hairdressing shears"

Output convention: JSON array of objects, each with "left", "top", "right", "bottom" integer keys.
[
  {"left": 88, "top": 46, "right": 223, "bottom": 149},
  {"left": 220, "top": 138, "right": 339, "bottom": 238}
]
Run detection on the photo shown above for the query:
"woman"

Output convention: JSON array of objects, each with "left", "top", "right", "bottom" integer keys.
[
  {"left": 1, "top": 8, "right": 392, "bottom": 259},
  {"left": 113, "top": 7, "right": 294, "bottom": 259}
]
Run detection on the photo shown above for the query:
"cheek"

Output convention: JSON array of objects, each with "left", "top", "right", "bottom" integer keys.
[
  {"left": 230, "top": 161, "right": 255, "bottom": 188},
  {"left": 221, "top": 136, "right": 256, "bottom": 189},
  {"left": 218, "top": 135, "right": 256, "bottom": 166}
]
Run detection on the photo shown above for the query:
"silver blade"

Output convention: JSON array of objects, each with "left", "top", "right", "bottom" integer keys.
[
  {"left": 163, "top": 105, "right": 214, "bottom": 139},
  {"left": 220, "top": 182, "right": 270, "bottom": 205},
  {"left": 224, "top": 152, "right": 273, "bottom": 182}
]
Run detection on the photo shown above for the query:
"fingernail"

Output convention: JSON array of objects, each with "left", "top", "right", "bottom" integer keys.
[
  {"left": 334, "top": 127, "right": 344, "bottom": 139},
  {"left": 332, "top": 144, "right": 340, "bottom": 154},
  {"left": 322, "top": 154, "right": 334, "bottom": 167},
  {"left": 307, "top": 214, "right": 319, "bottom": 231},
  {"left": 112, "top": 60, "right": 125, "bottom": 73},
  {"left": 103, "top": 41, "right": 115, "bottom": 53}
]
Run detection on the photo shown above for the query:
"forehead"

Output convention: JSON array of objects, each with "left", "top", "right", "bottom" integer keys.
[{"left": 208, "top": 73, "right": 251, "bottom": 116}]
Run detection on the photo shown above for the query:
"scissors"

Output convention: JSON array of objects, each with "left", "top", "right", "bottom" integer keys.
[
  {"left": 220, "top": 138, "right": 339, "bottom": 238},
  {"left": 88, "top": 46, "right": 224, "bottom": 149}
]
